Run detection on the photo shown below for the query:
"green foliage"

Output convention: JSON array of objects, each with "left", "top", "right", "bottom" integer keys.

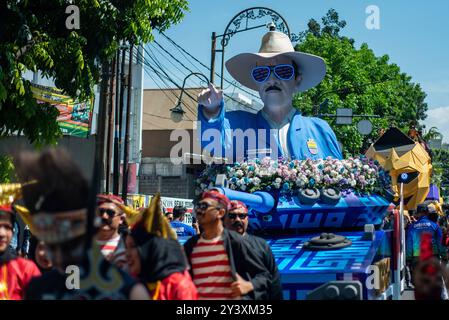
[
  {"left": 0, "top": 0, "right": 189, "bottom": 146},
  {"left": 0, "top": 155, "right": 15, "bottom": 183},
  {"left": 431, "top": 149, "right": 449, "bottom": 201},
  {"left": 423, "top": 127, "right": 442, "bottom": 142},
  {"left": 294, "top": 9, "right": 428, "bottom": 157}
]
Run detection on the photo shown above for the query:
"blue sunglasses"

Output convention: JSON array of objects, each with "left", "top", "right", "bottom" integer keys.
[{"left": 251, "top": 64, "right": 295, "bottom": 83}]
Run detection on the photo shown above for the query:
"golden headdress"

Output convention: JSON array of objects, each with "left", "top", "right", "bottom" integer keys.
[
  {"left": 0, "top": 182, "right": 35, "bottom": 231},
  {"left": 134, "top": 193, "right": 177, "bottom": 240}
]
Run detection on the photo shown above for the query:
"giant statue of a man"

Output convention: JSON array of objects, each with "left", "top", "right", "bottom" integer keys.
[{"left": 197, "top": 29, "right": 342, "bottom": 162}]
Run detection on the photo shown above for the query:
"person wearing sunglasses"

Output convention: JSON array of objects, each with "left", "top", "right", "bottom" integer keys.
[
  {"left": 223, "top": 200, "right": 283, "bottom": 300},
  {"left": 197, "top": 28, "right": 342, "bottom": 162},
  {"left": 94, "top": 194, "right": 128, "bottom": 270},
  {"left": 183, "top": 190, "right": 270, "bottom": 300}
]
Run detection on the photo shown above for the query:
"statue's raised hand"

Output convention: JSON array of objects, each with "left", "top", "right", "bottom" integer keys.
[{"left": 198, "top": 82, "right": 223, "bottom": 110}]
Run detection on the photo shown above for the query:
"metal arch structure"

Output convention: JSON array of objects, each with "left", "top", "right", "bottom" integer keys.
[
  {"left": 221, "top": 7, "right": 296, "bottom": 47},
  {"left": 210, "top": 7, "right": 300, "bottom": 89}
]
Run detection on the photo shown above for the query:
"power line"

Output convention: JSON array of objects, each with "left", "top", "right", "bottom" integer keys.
[
  {"left": 153, "top": 40, "right": 208, "bottom": 86},
  {"left": 159, "top": 31, "right": 262, "bottom": 102},
  {"left": 147, "top": 44, "right": 188, "bottom": 84},
  {"left": 147, "top": 40, "right": 259, "bottom": 113},
  {"left": 144, "top": 41, "right": 258, "bottom": 111},
  {"left": 143, "top": 69, "right": 193, "bottom": 121},
  {"left": 158, "top": 37, "right": 205, "bottom": 75},
  {"left": 139, "top": 46, "right": 199, "bottom": 116},
  {"left": 155, "top": 38, "right": 261, "bottom": 111},
  {"left": 145, "top": 45, "right": 185, "bottom": 84},
  {"left": 137, "top": 50, "right": 194, "bottom": 121}
]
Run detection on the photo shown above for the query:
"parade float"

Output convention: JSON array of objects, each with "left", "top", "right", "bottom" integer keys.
[{"left": 190, "top": 127, "right": 434, "bottom": 300}]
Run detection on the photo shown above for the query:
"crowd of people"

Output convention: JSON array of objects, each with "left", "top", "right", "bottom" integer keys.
[
  {"left": 381, "top": 200, "right": 449, "bottom": 299},
  {"left": 0, "top": 148, "right": 281, "bottom": 300},
  {"left": 2, "top": 147, "right": 449, "bottom": 300}
]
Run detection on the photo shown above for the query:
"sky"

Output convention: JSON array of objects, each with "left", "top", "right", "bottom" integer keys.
[{"left": 144, "top": 0, "right": 449, "bottom": 139}]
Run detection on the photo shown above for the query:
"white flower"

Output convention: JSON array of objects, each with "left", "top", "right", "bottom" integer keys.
[
  {"left": 235, "top": 170, "right": 244, "bottom": 178},
  {"left": 253, "top": 177, "right": 261, "bottom": 186}
]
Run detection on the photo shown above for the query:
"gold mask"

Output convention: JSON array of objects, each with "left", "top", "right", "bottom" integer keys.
[{"left": 365, "top": 127, "right": 432, "bottom": 210}]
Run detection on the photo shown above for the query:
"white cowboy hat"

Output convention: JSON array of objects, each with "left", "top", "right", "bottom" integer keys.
[{"left": 225, "top": 31, "right": 326, "bottom": 92}]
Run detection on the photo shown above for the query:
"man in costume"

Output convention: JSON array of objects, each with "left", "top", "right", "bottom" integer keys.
[
  {"left": 183, "top": 190, "right": 269, "bottom": 300},
  {"left": 14, "top": 148, "right": 149, "bottom": 300},
  {"left": 198, "top": 28, "right": 342, "bottom": 162},
  {"left": 95, "top": 194, "right": 128, "bottom": 270},
  {"left": 223, "top": 200, "right": 283, "bottom": 300},
  {"left": 0, "top": 204, "right": 41, "bottom": 299}
]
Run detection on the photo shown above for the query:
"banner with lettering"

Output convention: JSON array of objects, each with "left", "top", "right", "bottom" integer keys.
[{"left": 31, "top": 84, "right": 93, "bottom": 137}]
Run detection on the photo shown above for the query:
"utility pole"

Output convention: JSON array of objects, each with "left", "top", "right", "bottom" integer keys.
[
  {"left": 115, "top": 45, "right": 127, "bottom": 195},
  {"left": 94, "top": 62, "right": 110, "bottom": 193},
  {"left": 113, "top": 49, "right": 121, "bottom": 195},
  {"left": 122, "top": 44, "right": 134, "bottom": 202},
  {"left": 210, "top": 32, "right": 216, "bottom": 83},
  {"left": 105, "top": 55, "right": 117, "bottom": 193}
]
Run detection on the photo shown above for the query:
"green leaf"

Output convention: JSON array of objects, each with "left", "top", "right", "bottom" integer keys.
[{"left": 0, "top": 83, "right": 7, "bottom": 102}]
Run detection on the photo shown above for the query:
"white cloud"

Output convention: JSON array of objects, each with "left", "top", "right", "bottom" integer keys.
[{"left": 424, "top": 106, "right": 449, "bottom": 143}]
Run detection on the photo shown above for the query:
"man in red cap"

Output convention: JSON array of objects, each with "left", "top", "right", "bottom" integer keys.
[
  {"left": 94, "top": 194, "right": 128, "bottom": 270},
  {"left": 183, "top": 190, "right": 269, "bottom": 300},
  {"left": 0, "top": 205, "right": 40, "bottom": 299},
  {"left": 224, "top": 200, "right": 283, "bottom": 300}
]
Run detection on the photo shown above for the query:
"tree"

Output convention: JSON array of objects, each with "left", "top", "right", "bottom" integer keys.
[
  {"left": 293, "top": 9, "right": 428, "bottom": 157},
  {"left": 298, "top": 9, "right": 353, "bottom": 45},
  {"left": 0, "top": 155, "right": 15, "bottom": 183},
  {"left": 423, "top": 127, "right": 442, "bottom": 142},
  {"left": 431, "top": 149, "right": 449, "bottom": 201},
  {"left": 0, "top": 0, "right": 189, "bottom": 146}
]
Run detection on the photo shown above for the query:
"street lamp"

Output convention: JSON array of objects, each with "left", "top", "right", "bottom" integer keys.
[{"left": 170, "top": 72, "right": 209, "bottom": 122}]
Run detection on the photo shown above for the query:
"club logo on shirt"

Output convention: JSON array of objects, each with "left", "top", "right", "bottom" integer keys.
[{"left": 307, "top": 138, "right": 318, "bottom": 155}]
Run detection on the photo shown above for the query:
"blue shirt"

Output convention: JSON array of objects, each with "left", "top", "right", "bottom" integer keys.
[
  {"left": 198, "top": 100, "right": 343, "bottom": 161},
  {"left": 406, "top": 216, "right": 444, "bottom": 259},
  {"left": 9, "top": 221, "right": 19, "bottom": 252},
  {"left": 170, "top": 221, "right": 196, "bottom": 237}
]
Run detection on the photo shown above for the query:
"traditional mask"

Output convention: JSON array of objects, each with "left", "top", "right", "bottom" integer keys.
[{"left": 365, "top": 127, "right": 432, "bottom": 210}]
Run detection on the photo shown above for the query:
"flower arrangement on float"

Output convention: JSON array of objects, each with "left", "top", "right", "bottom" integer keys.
[{"left": 195, "top": 156, "right": 391, "bottom": 205}]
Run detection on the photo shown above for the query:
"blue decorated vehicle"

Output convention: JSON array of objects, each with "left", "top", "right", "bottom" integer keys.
[
  {"left": 216, "top": 186, "right": 397, "bottom": 300},
  {"left": 189, "top": 157, "right": 403, "bottom": 300}
]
